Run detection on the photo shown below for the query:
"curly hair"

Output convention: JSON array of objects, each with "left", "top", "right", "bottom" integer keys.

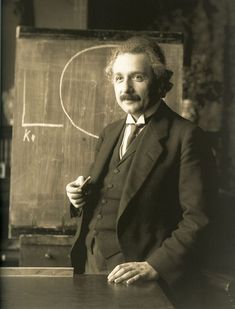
[{"left": 105, "top": 36, "right": 173, "bottom": 98}]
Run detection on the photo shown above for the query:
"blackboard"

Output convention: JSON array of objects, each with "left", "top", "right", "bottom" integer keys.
[{"left": 10, "top": 27, "right": 183, "bottom": 236}]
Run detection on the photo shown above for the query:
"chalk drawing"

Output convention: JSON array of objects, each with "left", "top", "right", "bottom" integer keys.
[
  {"left": 21, "top": 71, "right": 64, "bottom": 128},
  {"left": 23, "top": 129, "right": 36, "bottom": 142},
  {"left": 59, "top": 44, "right": 117, "bottom": 139}
]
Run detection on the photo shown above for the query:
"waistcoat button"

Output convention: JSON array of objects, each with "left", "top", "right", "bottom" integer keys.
[
  {"left": 97, "top": 214, "right": 103, "bottom": 219},
  {"left": 93, "top": 229, "right": 98, "bottom": 236},
  {"left": 107, "top": 183, "right": 113, "bottom": 189},
  {"left": 114, "top": 168, "right": 119, "bottom": 174}
]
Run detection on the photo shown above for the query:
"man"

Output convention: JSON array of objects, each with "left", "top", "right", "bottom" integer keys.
[{"left": 66, "top": 36, "right": 216, "bottom": 305}]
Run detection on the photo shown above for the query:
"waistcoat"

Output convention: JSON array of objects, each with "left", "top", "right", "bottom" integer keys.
[{"left": 85, "top": 126, "right": 145, "bottom": 259}]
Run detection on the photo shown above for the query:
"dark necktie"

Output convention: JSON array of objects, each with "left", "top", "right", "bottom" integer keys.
[
  {"left": 120, "top": 123, "right": 145, "bottom": 159},
  {"left": 125, "top": 124, "right": 141, "bottom": 149}
]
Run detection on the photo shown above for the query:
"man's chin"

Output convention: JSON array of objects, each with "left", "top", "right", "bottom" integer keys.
[{"left": 122, "top": 101, "right": 142, "bottom": 114}]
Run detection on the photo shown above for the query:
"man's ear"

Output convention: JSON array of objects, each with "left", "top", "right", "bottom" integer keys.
[{"left": 158, "top": 70, "right": 174, "bottom": 98}]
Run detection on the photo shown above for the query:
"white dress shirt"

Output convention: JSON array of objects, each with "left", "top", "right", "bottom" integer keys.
[{"left": 119, "top": 101, "right": 161, "bottom": 159}]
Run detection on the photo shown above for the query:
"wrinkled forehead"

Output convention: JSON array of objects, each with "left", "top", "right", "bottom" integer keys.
[{"left": 112, "top": 52, "right": 153, "bottom": 75}]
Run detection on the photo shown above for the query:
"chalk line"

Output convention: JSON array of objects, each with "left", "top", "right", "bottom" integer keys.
[
  {"left": 22, "top": 71, "right": 64, "bottom": 128},
  {"left": 59, "top": 44, "right": 118, "bottom": 139}
]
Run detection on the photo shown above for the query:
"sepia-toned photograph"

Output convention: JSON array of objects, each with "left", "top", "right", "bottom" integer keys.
[{"left": 0, "top": 1, "right": 234, "bottom": 308}]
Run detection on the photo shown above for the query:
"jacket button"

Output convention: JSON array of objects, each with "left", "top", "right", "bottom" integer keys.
[
  {"left": 97, "top": 214, "right": 103, "bottom": 219},
  {"left": 107, "top": 183, "right": 113, "bottom": 189},
  {"left": 114, "top": 168, "right": 119, "bottom": 174},
  {"left": 101, "top": 199, "right": 107, "bottom": 204},
  {"left": 93, "top": 229, "right": 98, "bottom": 236}
]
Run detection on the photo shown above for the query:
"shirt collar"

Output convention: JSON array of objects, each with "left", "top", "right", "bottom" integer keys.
[{"left": 125, "top": 100, "right": 161, "bottom": 125}]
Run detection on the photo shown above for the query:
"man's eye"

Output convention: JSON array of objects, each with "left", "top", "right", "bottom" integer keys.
[
  {"left": 114, "top": 75, "right": 123, "bottom": 83},
  {"left": 133, "top": 74, "right": 144, "bottom": 81}
]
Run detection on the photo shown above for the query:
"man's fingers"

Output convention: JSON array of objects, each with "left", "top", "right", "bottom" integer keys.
[
  {"left": 107, "top": 262, "right": 158, "bottom": 284},
  {"left": 113, "top": 270, "right": 139, "bottom": 283},
  {"left": 126, "top": 274, "right": 141, "bottom": 285},
  {"left": 66, "top": 176, "right": 89, "bottom": 209},
  {"left": 72, "top": 200, "right": 86, "bottom": 208},
  {"left": 66, "top": 176, "right": 86, "bottom": 193},
  {"left": 71, "top": 197, "right": 85, "bottom": 204},
  {"left": 108, "top": 264, "right": 136, "bottom": 282},
  {"left": 108, "top": 263, "right": 130, "bottom": 280},
  {"left": 74, "top": 176, "right": 85, "bottom": 186},
  {"left": 66, "top": 185, "right": 83, "bottom": 194},
  {"left": 108, "top": 265, "right": 121, "bottom": 279},
  {"left": 108, "top": 266, "right": 129, "bottom": 282},
  {"left": 69, "top": 193, "right": 83, "bottom": 200}
]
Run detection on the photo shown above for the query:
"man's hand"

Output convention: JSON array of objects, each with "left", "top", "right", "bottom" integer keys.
[
  {"left": 66, "top": 176, "right": 87, "bottom": 208},
  {"left": 107, "top": 262, "right": 159, "bottom": 285}
]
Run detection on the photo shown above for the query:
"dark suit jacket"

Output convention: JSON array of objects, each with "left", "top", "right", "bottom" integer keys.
[{"left": 70, "top": 101, "right": 217, "bottom": 288}]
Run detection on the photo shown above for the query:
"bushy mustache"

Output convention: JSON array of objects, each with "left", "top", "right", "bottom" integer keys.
[{"left": 120, "top": 94, "right": 141, "bottom": 101}]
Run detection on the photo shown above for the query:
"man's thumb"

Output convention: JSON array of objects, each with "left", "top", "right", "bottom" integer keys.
[{"left": 74, "top": 176, "right": 85, "bottom": 186}]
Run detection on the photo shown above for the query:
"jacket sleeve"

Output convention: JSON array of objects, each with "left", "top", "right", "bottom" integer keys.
[{"left": 147, "top": 125, "right": 218, "bottom": 285}]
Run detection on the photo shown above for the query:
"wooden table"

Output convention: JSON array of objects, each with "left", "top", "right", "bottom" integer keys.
[{"left": 0, "top": 268, "right": 174, "bottom": 309}]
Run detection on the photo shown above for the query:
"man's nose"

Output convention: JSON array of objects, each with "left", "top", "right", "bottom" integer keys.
[{"left": 122, "top": 77, "right": 133, "bottom": 93}]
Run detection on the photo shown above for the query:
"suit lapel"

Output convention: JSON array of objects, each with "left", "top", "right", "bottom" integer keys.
[
  {"left": 118, "top": 103, "right": 170, "bottom": 220},
  {"left": 90, "top": 119, "right": 125, "bottom": 183}
]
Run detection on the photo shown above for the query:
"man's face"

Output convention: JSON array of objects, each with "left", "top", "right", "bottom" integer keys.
[{"left": 112, "top": 53, "right": 156, "bottom": 119}]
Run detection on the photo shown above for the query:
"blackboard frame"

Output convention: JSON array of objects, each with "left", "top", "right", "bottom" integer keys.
[{"left": 17, "top": 26, "right": 183, "bottom": 43}]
